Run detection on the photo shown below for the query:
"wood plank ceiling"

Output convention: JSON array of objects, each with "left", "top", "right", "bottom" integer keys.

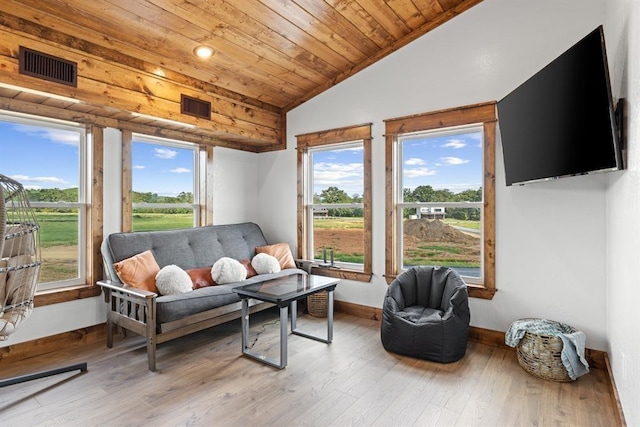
[{"left": 0, "top": 0, "right": 482, "bottom": 152}]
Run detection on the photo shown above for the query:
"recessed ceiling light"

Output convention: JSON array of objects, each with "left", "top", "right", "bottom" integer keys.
[{"left": 193, "top": 46, "right": 214, "bottom": 59}]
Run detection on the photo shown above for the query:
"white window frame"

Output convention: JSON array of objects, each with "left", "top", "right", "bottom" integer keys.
[
  {"left": 396, "top": 125, "right": 484, "bottom": 285},
  {"left": 0, "top": 112, "right": 87, "bottom": 291},
  {"left": 306, "top": 140, "right": 365, "bottom": 271}
]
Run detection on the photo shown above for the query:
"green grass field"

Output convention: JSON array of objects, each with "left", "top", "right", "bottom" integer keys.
[
  {"left": 32, "top": 213, "right": 478, "bottom": 282},
  {"left": 34, "top": 212, "right": 194, "bottom": 247}
]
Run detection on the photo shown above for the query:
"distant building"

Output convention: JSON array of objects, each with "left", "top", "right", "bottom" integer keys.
[
  {"left": 313, "top": 206, "right": 329, "bottom": 217},
  {"left": 417, "top": 207, "right": 445, "bottom": 220}
]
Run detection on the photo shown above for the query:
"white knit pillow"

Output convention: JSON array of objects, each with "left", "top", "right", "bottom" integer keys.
[
  {"left": 211, "top": 257, "right": 247, "bottom": 284},
  {"left": 251, "top": 253, "right": 281, "bottom": 274},
  {"left": 155, "top": 265, "right": 193, "bottom": 295}
]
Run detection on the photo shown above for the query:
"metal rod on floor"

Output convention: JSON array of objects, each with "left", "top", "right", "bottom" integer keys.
[{"left": 0, "top": 362, "right": 88, "bottom": 388}]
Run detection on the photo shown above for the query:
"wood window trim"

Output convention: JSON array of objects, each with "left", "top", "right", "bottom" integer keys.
[
  {"left": 296, "top": 123, "right": 373, "bottom": 282},
  {"left": 384, "top": 102, "right": 497, "bottom": 299},
  {"left": 34, "top": 124, "right": 104, "bottom": 306},
  {"left": 198, "top": 145, "right": 214, "bottom": 226}
]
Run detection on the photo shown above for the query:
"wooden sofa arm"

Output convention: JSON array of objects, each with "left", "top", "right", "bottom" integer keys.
[
  {"left": 97, "top": 280, "right": 157, "bottom": 299},
  {"left": 97, "top": 279, "right": 159, "bottom": 370}
]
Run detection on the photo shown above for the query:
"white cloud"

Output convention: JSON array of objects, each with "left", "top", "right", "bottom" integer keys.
[
  {"left": 405, "top": 158, "right": 426, "bottom": 166},
  {"left": 440, "top": 156, "right": 469, "bottom": 165},
  {"left": 444, "top": 139, "right": 466, "bottom": 149},
  {"left": 313, "top": 162, "right": 363, "bottom": 194},
  {"left": 13, "top": 125, "right": 79, "bottom": 146},
  {"left": 10, "top": 174, "right": 68, "bottom": 184},
  {"left": 133, "top": 165, "right": 145, "bottom": 169},
  {"left": 403, "top": 167, "right": 437, "bottom": 178},
  {"left": 154, "top": 148, "right": 177, "bottom": 159},
  {"left": 170, "top": 167, "right": 190, "bottom": 173}
]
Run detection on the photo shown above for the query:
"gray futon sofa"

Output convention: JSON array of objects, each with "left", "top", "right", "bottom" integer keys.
[{"left": 98, "top": 222, "right": 305, "bottom": 371}]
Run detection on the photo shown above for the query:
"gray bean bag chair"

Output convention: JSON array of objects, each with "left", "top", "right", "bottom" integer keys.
[{"left": 381, "top": 266, "right": 470, "bottom": 363}]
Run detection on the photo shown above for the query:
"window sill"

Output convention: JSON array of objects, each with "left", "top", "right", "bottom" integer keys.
[
  {"left": 310, "top": 266, "right": 372, "bottom": 282},
  {"left": 384, "top": 274, "right": 496, "bottom": 300},
  {"left": 34, "top": 285, "right": 102, "bottom": 307}
]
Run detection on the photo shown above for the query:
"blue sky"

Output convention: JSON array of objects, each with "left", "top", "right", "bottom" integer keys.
[
  {"left": 401, "top": 129, "right": 483, "bottom": 193},
  {"left": 132, "top": 139, "right": 194, "bottom": 196},
  {"left": 2, "top": 118, "right": 480, "bottom": 197},
  {"left": 0, "top": 119, "right": 194, "bottom": 196},
  {"left": 312, "top": 145, "right": 364, "bottom": 197},
  {"left": 0, "top": 120, "right": 80, "bottom": 189},
  {"left": 312, "top": 129, "right": 483, "bottom": 198}
]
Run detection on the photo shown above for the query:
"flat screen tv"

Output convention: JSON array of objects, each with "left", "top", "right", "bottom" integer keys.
[{"left": 497, "top": 25, "right": 623, "bottom": 186}]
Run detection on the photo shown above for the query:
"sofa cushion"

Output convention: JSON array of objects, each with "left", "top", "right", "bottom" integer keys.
[
  {"left": 255, "top": 242, "right": 296, "bottom": 269},
  {"left": 113, "top": 250, "right": 160, "bottom": 293},
  {"left": 155, "top": 265, "right": 193, "bottom": 295},
  {"left": 251, "top": 253, "right": 281, "bottom": 274},
  {"left": 240, "top": 259, "right": 258, "bottom": 278},
  {"left": 212, "top": 257, "right": 247, "bottom": 284},
  {"left": 186, "top": 266, "right": 216, "bottom": 289}
]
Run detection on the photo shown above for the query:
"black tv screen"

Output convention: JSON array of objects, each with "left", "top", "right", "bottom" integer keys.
[{"left": 497, "top": 26, "right": 622, "bottom": 186}]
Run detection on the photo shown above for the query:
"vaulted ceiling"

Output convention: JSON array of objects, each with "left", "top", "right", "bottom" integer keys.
[{"left": 0, "top": 0, "right": 482, "bottom": 151}]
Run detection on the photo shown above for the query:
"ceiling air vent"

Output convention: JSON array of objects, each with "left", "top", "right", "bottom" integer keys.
[
  {"left": 181, "top": 94, "right": 211, "bottom": 120},
  {"left": 19, "top": 46, "right": 77, "bottom": 87}
]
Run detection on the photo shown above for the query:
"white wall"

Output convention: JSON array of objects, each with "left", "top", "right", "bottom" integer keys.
[{"left": 605, "top": 0, "right": 640, "bottom": 425}]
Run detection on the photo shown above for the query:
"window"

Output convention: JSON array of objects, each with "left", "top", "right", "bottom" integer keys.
[
  {"left": 297, "top": 124, "right": 372, "bottom": 282},
  {"left": 129, "top": 134, "right": 200, "bottom": 231},
  {"left": 385, "top": 103, "right": 496, "bottom": 299},
  {"left": 0, "top": 112, "right": 88, "bottom": 291}
]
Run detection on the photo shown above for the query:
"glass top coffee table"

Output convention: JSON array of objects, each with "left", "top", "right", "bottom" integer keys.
[{"left": 233, "top": 274, "right": 339, "bottom": 369}]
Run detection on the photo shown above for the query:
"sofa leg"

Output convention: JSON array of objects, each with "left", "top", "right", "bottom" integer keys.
[
  {"left": 106, "top": 315, "right": 113, "bottom": 349},
  {"left": 147, "top": 337, "right": 156, "bottom": 371}
]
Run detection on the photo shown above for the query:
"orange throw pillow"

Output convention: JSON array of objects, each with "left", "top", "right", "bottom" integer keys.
[
  {"left": 255, "top": 243, "right": 296, "bottom": 270},
  {"left": 240, "top": 259, "right": 258, "bottom": 278},
  {"left": 113, "top": 250, "right": 160, "bottom": 293},
  {"left": 186, "top": 267, "right": 216, "bottom": 289}
]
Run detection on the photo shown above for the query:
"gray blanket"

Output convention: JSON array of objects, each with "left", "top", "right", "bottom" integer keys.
[{"left": 506, "top": 318, "right": 589, "bottom": 380}]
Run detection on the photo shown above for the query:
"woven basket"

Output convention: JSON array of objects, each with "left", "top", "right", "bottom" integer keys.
[
  {"left": 307, "top": 291, "right": 328, "bottom": 318},
  {"left": 516, "top": 329, "right": 575, "bottom": 382}
]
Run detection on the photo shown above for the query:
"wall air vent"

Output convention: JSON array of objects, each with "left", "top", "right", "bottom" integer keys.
[
  {"left": 19, "top": 46, "right": 77, "bottom": 87},
  {"left": 181, "top": 94, "right": 211, "bottom": 120}
]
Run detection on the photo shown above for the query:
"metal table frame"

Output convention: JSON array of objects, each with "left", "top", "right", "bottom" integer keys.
[{"left": 237, "top": 277, "right": 336, "bottom": 369}]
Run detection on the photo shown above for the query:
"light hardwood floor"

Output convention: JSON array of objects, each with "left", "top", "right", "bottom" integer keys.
[{"left": 0, "top": 309, "right": 619, "bottom": 426}]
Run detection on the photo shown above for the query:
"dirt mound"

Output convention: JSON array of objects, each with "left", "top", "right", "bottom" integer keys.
[{"left": 403, "top": 219, "right": 477, "bottom": 244}]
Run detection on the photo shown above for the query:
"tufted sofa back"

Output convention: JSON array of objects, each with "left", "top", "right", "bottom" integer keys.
[{"left": 101, "top": 222, "right": 268, "bottom": 285}]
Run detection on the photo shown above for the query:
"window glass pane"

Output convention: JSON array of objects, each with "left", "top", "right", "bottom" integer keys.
[
  {"left": 313, "top": 209, "right": 364, "bottom": 264},
  {"left": 311, "top": 144, "right": 364, "bottom": 203},
  {"left": 402, "top": 207, "right": 481, "bottom": 278},
  {"left": 400, "top": 127, "right": 483, "bottom": 279},
  {"left": 36, "top": 208, "right": 79, "bottom": 283},
  {"left": 132, "top": 138, "right": 196, "bottom": 231},
  {"left": 0, "top": 120, "right": 80, "bottom": 200},
  {"left": 401, "top": 129, "right": 483, "bottom": 202},
  {"left": 0, "top": 116, "right": 83, "bottom": 288},
  {"left": 133, "top": 209, "right": 194, "bottom": 232},
  {"left": 310, "top": 143, "right": 364, "bottom": 266}
]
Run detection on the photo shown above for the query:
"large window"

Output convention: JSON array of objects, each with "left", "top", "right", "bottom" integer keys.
[
  {"left": 130, "top": 134, "right": 199, "bottom": 231},
  {"left": 385, "top": 103, "right": 496, "bottom": 299},
  {"left": 0, "top": 113, "right": 87, "bottom": 290},
  {"left": 297, "top": 124, "right": 372, "bottom": 282}
]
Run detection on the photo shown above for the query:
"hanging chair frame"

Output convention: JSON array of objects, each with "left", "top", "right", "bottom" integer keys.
[{"left": 0, "top": 174, "right": 87, "bottom": 387}]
